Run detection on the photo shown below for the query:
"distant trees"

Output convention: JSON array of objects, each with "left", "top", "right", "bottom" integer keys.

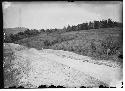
[
  {"left": 45, "top": 18, "right": 122, "bottom": 33},
  {"left": 107, "top": 19, "right": 114, "bottom": 28},
  {"left": 40, "top": 29, "right": 45, "bottom": 33},
  {"left": 4, "top": 18, "right": 122, "bottom": 43},
  {"left": 66, "top": 25, "right": 72, "bottom": 32},
  {"left": 83, "top": 23, "right": 89, "bottom": 30},
  {"left": 94, "top": 21, "right": 100, "bottom": 29},
  {"left": 62, "top": 26, "right": 67, "bottom": 32},
  {"left": 62, "top": 18, "right": 122, "bottom": 32},
  {"left": 4, "top": 29, "right": 40, "bottom": 43}
]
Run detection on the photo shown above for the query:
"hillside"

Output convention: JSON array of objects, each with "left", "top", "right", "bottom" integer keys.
[
  {"left": 14, "top": 27, "right": 123, "bottom": 62},
  {"left": 4, "top": 27, "right": 28, "bottom": 36}
]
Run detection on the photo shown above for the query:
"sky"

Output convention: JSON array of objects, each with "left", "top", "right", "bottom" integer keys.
[{"left": 2, "top": 1, "right": 122, "bottom": 29}]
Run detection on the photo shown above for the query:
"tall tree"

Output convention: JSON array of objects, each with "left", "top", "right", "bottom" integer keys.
[
  {"left": 88, "top": 21, "right": 94, "bottom": 29},
  {"left": 94, "top": 21, "right": 100, "bottom": 29},
  {"left": 66, "top": 24, "right": 72, "bottom": 32},
  {"left": 107, "top": 18, "right": 114, "bottom": 28}
]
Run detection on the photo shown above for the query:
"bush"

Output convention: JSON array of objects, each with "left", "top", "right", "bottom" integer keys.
[
  {"left": 43, "top": 40, "right": 51, "bottom": 47},
  {"left": 101, "top": 36, "right": 121, "bottom": 56}
]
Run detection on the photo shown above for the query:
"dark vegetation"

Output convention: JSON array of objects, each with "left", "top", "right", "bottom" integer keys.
[
  {"left": 99, "top": 85, "right": 109, "bottom": 88},
  {"left": 4, "top": 19, "right": 123, "bottom": 62},
  {"left": 8, "top": 86, "right": 24, "bottom": 88}
]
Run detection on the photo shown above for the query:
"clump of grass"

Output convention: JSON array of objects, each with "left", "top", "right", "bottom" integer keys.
[
  {"left": 85, "top": 35, "right": 122, "bottom": 60},
  {"left": 101, "top": 35, "right": 121, "bottom": 56},
  {"left": 50, "top": 34, "right": 122, "bottom": 61}
]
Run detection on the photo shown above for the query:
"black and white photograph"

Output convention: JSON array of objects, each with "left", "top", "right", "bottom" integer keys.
[{"left": 3, "top": 1, "right": 123, "bottom": 88}]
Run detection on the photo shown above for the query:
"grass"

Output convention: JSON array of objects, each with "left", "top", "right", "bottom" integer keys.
[{"left": 13, "top": 27, "right": 122, "bottom": 62}]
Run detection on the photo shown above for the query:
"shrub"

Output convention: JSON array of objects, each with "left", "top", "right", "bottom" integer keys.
[
  {"left": 101, "top": 36, "right": 121, "bottom": 56},
  {"left": 43, "top": 40, "right": 51, "bottom": 47},
  {"left": 90, "top": 40, "right": 96, "bottom": 54}
]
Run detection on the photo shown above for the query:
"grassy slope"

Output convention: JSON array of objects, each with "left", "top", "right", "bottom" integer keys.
[{"left": 15, "top": 27, "right": 123, "bottom": 62}]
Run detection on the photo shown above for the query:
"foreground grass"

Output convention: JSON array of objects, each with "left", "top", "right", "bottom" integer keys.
[{"left": 14, "top": 27, "right": 122, "bottom": 62}]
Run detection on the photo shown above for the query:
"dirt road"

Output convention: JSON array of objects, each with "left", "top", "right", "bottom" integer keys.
[{"left": 4, "top": 43, "right": 123, "bottom": 88}]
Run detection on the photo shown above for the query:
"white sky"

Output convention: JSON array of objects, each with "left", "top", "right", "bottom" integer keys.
[{"left": 3, "top": 1, "right": 122, "bottom": 29}]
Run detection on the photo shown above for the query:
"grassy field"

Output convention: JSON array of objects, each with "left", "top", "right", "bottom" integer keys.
[{"left": 14, "top": 27, "right": 123, "bottom": 62}]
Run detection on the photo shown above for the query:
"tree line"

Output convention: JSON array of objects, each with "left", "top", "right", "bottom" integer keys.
[
  {"left": 4, "top": 18, "right": 122, "bottom": 43},
  {"left": 4, "top": 29, "right": 40, "bottom": 43},
  {"left": 62, "top": 18, "right": 122, "bottom": 32}
]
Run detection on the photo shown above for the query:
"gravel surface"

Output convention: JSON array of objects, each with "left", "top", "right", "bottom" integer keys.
[{"left": 3, "top": 43, "right": 123, "bottom": 88}]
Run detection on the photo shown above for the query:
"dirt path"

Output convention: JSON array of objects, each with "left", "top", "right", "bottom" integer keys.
[
  {"left": 4, "top": 43, "right": 123, "bottom": 88},
  {"left": 32, "top": 48, "right": 122, "bottom": 87}
]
